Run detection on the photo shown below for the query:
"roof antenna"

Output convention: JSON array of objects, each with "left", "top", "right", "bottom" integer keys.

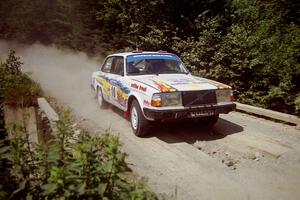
[
  {"left": 132, "top": 42, "right": 142, "bottom": 53},
  {"left": 135, "top": 42, "right": 138, "bottom": 51}
]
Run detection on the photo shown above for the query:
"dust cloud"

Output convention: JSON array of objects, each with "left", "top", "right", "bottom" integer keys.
[{"left": 0, "top": 40, "right": 103, "bottom": 106}]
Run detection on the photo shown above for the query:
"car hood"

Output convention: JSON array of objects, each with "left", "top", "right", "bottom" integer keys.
[{"left": 129, "top": 74, "right": 230, "bottom": 92}]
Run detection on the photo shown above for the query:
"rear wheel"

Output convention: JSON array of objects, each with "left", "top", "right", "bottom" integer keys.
[
  {"left": 97, "top": 87, "right": 108, "bottom": 109},
  {"left": 130, "top": 100, "right": 149, "bottom": 136}
]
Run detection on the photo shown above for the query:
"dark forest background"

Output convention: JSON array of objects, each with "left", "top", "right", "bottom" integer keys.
[{"left": 0, "top": 0, "right": 299, "bottom": 115}]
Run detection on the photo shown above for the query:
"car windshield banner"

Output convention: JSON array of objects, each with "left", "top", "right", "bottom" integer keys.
[{"left": 127, "top": 54, "right": 180, "bottom": 62}]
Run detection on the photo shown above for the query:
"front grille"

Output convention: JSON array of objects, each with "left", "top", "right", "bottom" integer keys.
[{"left": 182, "top": 90, "right": 217, "bottom": 107}]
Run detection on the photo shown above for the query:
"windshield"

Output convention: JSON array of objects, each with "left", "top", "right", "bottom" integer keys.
[{"left": 126, "top": 54, "right": 188, "bottom": 75}]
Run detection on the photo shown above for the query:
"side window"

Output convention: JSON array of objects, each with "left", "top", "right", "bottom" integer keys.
[
  {"left": 111, "top": 57, "right": 124, "bottom": 76},
  {"left": 101, "top": 57, "right": 113, "bottom": 72}
]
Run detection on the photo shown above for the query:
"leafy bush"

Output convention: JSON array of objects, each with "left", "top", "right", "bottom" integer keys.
[
  {"left": 0, "top": 109, "right": 159, "bottom": 200},
  {"left": 0, "top": 50, "right": 42, "bottom": 106}
]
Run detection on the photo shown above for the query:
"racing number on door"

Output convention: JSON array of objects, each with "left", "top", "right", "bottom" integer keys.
[{"left": 110, "top": 85, "right": 118, "bottom": 101}]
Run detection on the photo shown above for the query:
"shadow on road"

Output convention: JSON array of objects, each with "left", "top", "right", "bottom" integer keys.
[
  {"left": 109, "top": 106, "right": 243, "bottom": 144},
  {"left": 147, "top": 118, "right": 244, "bottom": 144}
]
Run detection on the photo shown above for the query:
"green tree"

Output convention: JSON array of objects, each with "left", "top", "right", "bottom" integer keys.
[
  {"left": 209, "top": 0, "right": 300, "bottom": 114},
  {"left": 0, "top": 0, "right": 299, "bottom": 114}
]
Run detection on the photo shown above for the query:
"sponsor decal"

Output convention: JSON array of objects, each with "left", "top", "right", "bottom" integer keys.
[
  {"left": 153, "top": 80, "right": 177, "bottom": 92},
  {"left": 193, "top": 77, "right": 230, "bottom": 89},
  {"left": 143, "top": 100, "right": 150, "bottom": 106},
  {"left": 127, "top": 54, "right": 180, "bottom": 62},
  {"left": 165, "top": 78, "right": 207, "bottom": 89},
  {"left": 116, "top": 87, "right": 128, "bottom": 107},
  {"left": 139, "top": 85, "right": 147, "bottom": 92},
  {"left": 188, "top": 83, "right": 203, "bottom": 88},
  {"left": 168, "top": 78, "right": 194, "bottom": 85},
  {"left": 96, "top": 76, "right": 110, "bottom": 95},
  {"left": 131, "top": 83, "right": 147, "bottom": 92},
  {"left": 96, "top": 75, "right": 130, "bottom": 107},
  {"left": 131, "top": 83, "right": 139, "bottom": 89},
  {"left": 205, "top": 79, "right": 230, "bottom": 89}
]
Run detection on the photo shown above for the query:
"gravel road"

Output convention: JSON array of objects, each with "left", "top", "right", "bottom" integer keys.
[{"left": 1, "top": 41, "right": 300, "bottom": 200}]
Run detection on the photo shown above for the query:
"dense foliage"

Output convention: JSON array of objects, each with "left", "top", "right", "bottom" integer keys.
[
  {"left": 0, "top": 109, "right": 159, "bottom": 200},
  {"left": 0, "top": 0, "right": 299, "bottom": 114}
]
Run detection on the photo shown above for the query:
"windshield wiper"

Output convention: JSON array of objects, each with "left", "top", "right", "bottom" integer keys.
[
  {"left": 127, "top": 71, "right": 150, "bottom": 76},
  {"left": 159, "top": 70, "right": 186, "bottom": 74}
]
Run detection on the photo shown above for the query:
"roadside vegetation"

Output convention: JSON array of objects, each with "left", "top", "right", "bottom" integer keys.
[
  {"left": 0, "top": 50, "right": 42, "bottom": 138},
  {"left": 0, "top": 0, "right": 299, "bottom": 114},
  {"left": 0, "top": 50, "right": 42, "bottom": 106},
  {"left": 0, "top": 51, "right": 162, "bottom": 199},
  {"left": 0, "top": 109, "right": 159, "bottom": 200}
]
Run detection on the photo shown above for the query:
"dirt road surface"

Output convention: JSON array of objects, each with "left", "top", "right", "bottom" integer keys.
[{"left": 1, "top": 42, "right": 300, "bottom": 200}]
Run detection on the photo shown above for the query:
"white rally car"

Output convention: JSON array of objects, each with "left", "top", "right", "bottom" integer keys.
[{"left": 92, "top": 51, "right": 236, "bottom": 136}]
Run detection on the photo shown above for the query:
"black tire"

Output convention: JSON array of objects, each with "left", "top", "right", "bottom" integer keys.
[
  {"left": 97, "top": 87, "right": 108, "bottom": 109},
  {"left": 130, "top": 100, "right": 149, "bottom": 136}
]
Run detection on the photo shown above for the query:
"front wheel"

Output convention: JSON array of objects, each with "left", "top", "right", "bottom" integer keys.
[{"left": 130, "top": 100, "right": 149, "bottom": 137}]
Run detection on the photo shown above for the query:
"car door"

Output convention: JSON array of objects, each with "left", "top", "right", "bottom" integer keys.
[
  {"left": 108, "top": 56, "right": 127, "bottom": 110},
  {"left": 94, "top": 56, "right": 113, "bottom": 103}
]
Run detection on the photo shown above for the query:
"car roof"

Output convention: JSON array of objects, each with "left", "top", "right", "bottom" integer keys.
[{"left": 108, "top": 51, "right": 176, "bottom": 58}]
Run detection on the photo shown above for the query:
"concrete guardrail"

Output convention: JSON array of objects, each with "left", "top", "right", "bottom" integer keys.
[
  {"left": 37, "top": 98, "right": 59, "bottom": 123},
  {"left": 235, "top": 102, "right": 300, "bottom": 130}
]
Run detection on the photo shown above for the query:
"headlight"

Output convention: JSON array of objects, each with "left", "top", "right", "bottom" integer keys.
[
  {"left": 151, "top": 92, "right": 182, "bottom": 107},
  {"left": 216, "top": 89, "right": 233, "bottom": 103}
]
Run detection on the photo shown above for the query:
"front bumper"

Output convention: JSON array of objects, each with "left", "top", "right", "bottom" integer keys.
[{"left": 143, "top": 103, "right": 236, "bottom": 120}]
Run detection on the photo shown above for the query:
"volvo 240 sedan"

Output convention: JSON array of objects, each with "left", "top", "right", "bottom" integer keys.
[{"left": 91, "top": 51, "right": 236, "bottom": 136}]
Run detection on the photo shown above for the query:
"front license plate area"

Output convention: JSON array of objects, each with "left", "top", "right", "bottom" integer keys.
[{"left": 189, "top": 110, "right": 215, "bottom": 118}]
